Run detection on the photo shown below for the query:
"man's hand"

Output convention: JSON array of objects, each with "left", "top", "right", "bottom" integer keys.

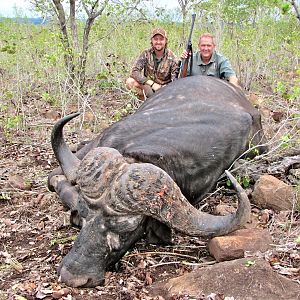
[
  {"left": 181, "top": 49, "right": 191, "bottom": 59},
  {"left": 228, "top": 75, "right": 241, "bottom": 88},
  {"left": 152, "top": 83, "right": 161, "bottom": 91},
  {"left": 145, "top": 80, "right": 162, "bottom": 92}
]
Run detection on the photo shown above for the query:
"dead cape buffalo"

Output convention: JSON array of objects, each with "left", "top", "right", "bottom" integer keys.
[{"left": 48, "top": 75, "right": 266, "bottom": 287}]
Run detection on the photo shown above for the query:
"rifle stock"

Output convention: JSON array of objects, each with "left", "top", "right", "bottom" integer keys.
[{"left": 176, "top": 13, "right": 196, "bottom": 79}]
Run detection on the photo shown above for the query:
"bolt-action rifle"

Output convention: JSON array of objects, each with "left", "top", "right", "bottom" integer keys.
[{"left": 175, "top": 13, "right": 196, "bottom": 79}]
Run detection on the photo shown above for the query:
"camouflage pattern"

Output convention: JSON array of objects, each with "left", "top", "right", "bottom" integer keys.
[
  {"left": 151, "top": 28, "right": 167, "bottom": 39},
  {"left": 130, "top": 48, "right": 178, "bottom": 85},
  {"left": 188, "top": 50, "right": 236, "bottom": 79}
]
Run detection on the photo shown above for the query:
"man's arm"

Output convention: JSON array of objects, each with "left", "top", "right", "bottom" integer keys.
[
  {"left": 130, "top": 51, "right": 148, "bottom": 84},
  {"left": 170, "top": 54, "right": 179, "bottom": 81},
  {"left": 228, "top": 75, "right": 240, "bottom": 87},
  {"left": 130, "top": 50, "right": 161, "bottom": 91},
  {"left": 219, "top": 57, "right": 240, "bottom": 88}
]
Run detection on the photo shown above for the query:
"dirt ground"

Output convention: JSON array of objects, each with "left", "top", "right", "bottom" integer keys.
[{"left": 0, "top": 86, "right": 299, "bottom": 299}]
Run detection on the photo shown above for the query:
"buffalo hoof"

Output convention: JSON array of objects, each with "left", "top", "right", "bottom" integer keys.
[{"left": 58, "top": 265, "right": 105, "bottom": 287}]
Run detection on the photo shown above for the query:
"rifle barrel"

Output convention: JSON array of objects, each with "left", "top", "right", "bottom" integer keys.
[
  {"left": 179, "top": 13, "right": 196, "bottom": 78},
  {"left": 185, "top": 13, "right": 196, "bottom": 49}
]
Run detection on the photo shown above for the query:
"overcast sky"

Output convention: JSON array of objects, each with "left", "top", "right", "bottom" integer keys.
[
  {"left": 0, "top": 0, "right": 32, "bottom": 17},
  {"left": 0, "top": 0, "right": 178, "bottom": 17}
]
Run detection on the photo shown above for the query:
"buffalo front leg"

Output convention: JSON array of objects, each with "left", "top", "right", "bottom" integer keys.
[
  {"left": 49, "top": 175, "right": 85, "bottom": 227},
  {"left": 48, "top": 167, "right": 63, "bottom": 192}
]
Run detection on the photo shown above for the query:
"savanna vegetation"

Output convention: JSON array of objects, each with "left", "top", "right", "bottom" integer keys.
[
  {"left": 0, "top": 0, "right": 299, "bottom": 299},
  {"left": 1, "top": 0, "right": 299, "bottom": 131}
]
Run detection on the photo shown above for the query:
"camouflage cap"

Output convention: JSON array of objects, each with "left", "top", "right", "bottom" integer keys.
[{"left": 151, "top": 28, "right": 167, "bottom": 39}]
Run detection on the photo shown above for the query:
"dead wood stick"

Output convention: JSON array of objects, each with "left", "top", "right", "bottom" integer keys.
[{"left": 124, "top": 251, "right": 200, "bottom": 262}]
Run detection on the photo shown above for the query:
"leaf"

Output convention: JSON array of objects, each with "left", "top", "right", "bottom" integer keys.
[
  {"left": 245, "top": 260, "right": 255, "bottom": 267},
  {"left": 242, "top": 176, "right": 250, "bottom": 188},
  {"left": 145, "top": 272, "right": 153, "bottom": 285},
  {"left": 50, "top": 235, "right": 77, "bottom": 246},
  {"left": 14, "top": 296, "right": 28, "bottom": 300},
  {"left": 35, "top": 290, "right": 47, "bottom": 299},
  {"left": 281, "top": 3, "right": 290, "bottom": 14}
]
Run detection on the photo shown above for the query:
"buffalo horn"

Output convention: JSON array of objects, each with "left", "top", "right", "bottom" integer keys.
[
  {"left": 121, "top": 164, "right": 250, "bottom": 237},
  {"left": 51, "top": 112, "right": 81, "bottom": 184}
]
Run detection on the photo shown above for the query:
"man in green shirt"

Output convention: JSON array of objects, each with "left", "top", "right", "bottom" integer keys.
[
  {"left": 182, "top": 32, "right": 239, "bottom": 87},
  {"left": 126, "top": 28, "right": 178, "bottom": 100}
]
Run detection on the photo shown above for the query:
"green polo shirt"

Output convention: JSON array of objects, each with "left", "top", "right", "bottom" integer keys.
[{"left": 188, "top": 51, "right": 236, "bottom": 79}]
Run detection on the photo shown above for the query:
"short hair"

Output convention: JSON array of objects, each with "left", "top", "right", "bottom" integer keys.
[{"left": 199, "top": 33, "right": 216, "bottom": 45}]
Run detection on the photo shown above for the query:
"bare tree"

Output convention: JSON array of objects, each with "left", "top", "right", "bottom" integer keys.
[
  {"left": 178, "top": 0, "right": 193, "bottom": 37},
  {"left": 31, "top": 0, "right": 145, "bottom": 88},
  {"left": 178, "top": 0, "right": 189, "bottom": 20},
  {"left": 53, "top": 0, "right": 109, "bottom": 87},
  {"left": 30, "top": 0, "right": 109, "bottom": 87}
]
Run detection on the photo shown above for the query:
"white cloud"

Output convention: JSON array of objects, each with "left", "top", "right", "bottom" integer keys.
[
  {"left": 153, "top": 0, "right": 178, "bottom": 9},
  {"left": 0, "top": 0, "right": 34, "bottom": 17},
  {"left": 0, "top": 0, "right": 179, "bottom": 18}
]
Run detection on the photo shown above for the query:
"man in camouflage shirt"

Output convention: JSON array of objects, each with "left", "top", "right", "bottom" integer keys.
[
  {"left": 182, "top": 32, "right": 239, "bottom": 87},
  {"left": 126, "top": 28, "right": 178, "bottom": 100}
]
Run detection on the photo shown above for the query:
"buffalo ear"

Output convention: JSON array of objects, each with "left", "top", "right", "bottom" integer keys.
[{"left": 145, "top": 218, "right": 172, "bottom": 245}]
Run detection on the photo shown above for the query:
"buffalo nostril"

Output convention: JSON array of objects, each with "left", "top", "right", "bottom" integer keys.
[
  {"left": 59, "top": 266, "right": 105, "bottom": 287},
  {"left": 85, "top": 277, "right": 105, "bottom": 288},
  {"left": 59, "top": 266, "right": 89, "bottom": 287}
]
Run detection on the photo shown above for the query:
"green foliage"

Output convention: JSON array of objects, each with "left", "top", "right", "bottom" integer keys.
[
  {"left": 240, "top": 175, "right": 251, "bottom": 188},
  {"left": 281, "top": 2, "right": 290, "bottom": 14},
  {"left": 245, "top": 260, "right": 255, "bottom": 267},
  {"left": 280, "top": 134, "right": 291, "bottom": 149},
  {"left": 275, "top": 72, "right": 300, "bottom": 101},
  {"left": 0, "top": 0, "right": 299, "bottom": 111},
  {"left": 1, "top": 91, "right": 23, "bottom": 133},
  {"left": 1, "top": 42, "right": 16, "bottom": 54},
  {"left": 4, "top": 115, "right": 22, "bottom": 130},
  {"left": 0, "top": 109, "right": 23, "bottom": 139},
  {"left": 275, "top": 81, "right": 287, "bottom": 95},
  {"left": 50, "top": 235, "right": 77, "bottom": 246},
  {"left": 227, "top": 175, "right": 251, "bottom": 188},
  {"left": 4, "top": 91, "right": 14, "bottom": 100},
  {"left": 41, "top": 91, "right": 57, "bottom": 106},
  {"left": 113, "top": 103, "right": 134, "bottom": 121}
]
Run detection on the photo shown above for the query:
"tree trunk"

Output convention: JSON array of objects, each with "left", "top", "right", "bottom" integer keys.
[
  {"left": 78, "top": 0, "right": 108, "bottom": 88},
  {"left": 70, "top": 0, "right": 79, "bottom": 53},
  {"left": 290, "top": 0, "right": 300, "bottom": 24},
  {"left": 52, "top": 0, "right": 75, "bottom": 80}
]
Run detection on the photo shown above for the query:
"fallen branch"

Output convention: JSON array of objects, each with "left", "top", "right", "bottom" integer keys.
[
  {"left": 124, "top": 251, "right": 201, "bottom": 262},
  {"left": 150, "top": 260, "right": 217, "bottom": 268}
]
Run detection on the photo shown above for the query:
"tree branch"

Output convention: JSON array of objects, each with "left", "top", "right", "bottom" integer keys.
[
  {"left": 289, "top": 0, "right": 300, "bottom": 24},
  {"left": 52, "top": 0, "right": 69, "bottom": 44},
  {"left": 78, "top": 0, "right": 109, "bottom": 86},
  {"left": 52, "top": 0, "right": 75, "bottom": 76},
  {"left": 70, "top": 0, "right": 79, "bottom": 52}
]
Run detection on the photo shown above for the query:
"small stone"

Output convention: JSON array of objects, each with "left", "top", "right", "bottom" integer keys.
[
  {"left": 52, "top": 288, "right": 71, "bottom": 299},
  {"left": 252, "top": 175, "right": 295, "bottom": 211},
  {"left": 208, "top": 229, "right": 272, "bottom": 262},
  {"left": 7, "top": 174, "right": 32, "bottom": 191}
]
